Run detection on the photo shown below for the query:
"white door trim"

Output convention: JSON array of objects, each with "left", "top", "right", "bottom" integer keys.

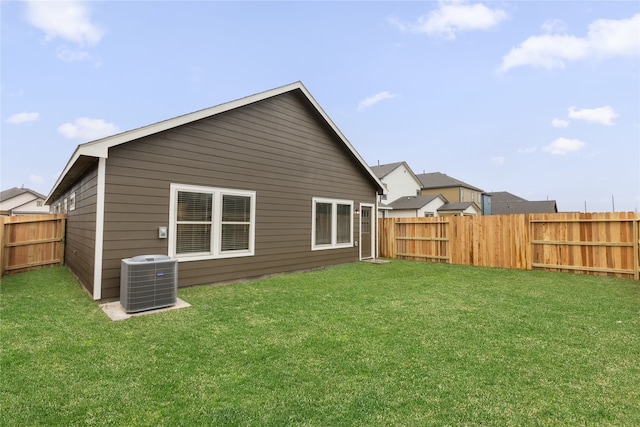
[{"left": 359, "top": 203, "right": 375, "bottom": 260}]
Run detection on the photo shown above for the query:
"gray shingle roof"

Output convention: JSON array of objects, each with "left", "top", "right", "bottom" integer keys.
[
  {"left": 438, "top": 202, "right": 475, "bottom": 211},
  {"left": 416, "top": 172, "right": 483, "bottom": 192},
  {"left": 0, "top": 187, "right": 46, "bottom": 202},
  {"left": 386, "top": 194, "right": 443, "bottom": 210},
  {"left": 484, "top": 191, "right": 526, "bottom": 202},
  {"left": 369, "top": 161, "right": 407, "bottom": 179},
  {"left": 491, "top": 200, "right": 558, "bottom": 214}
]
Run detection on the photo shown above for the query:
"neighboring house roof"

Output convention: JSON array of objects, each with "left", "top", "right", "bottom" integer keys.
[
  {"left": 47, "top": 81, "right": 385, "bottom": 203},
  {"left": 0, "top": 187, "right": 49, "bottom": 215},
  {"left": 438, "top": 202, "right": 475, "bottom": 212},
  {"left": 385, "top": 194, "right": 446, "bottom": 210},
  {"left": 0, "top": 187, "right": 46, "bottom": 203},
  {"left": 370, "top": 161, "right": 407, "bottom": 179},
  {"left": 416, "top": 172, "right": 483, "bottom": 192},
  {"left": 370, "top": 161, "right": 423, "bottom": 204},
  {"left": 491, "top": 200, "right": 558, "bottom": 214},
  {"left": 485, "top": 191, "right": 558, "bottom": 214},
  {"left": 484, "top": 191, "right": 526, "bottom": 202}
]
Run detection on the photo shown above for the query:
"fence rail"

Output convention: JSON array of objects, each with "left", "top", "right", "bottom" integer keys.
[
  {"left": 379, "top": 212, "right": 640, "bottom": 279},
  {"left": 0, "top": 214, "right": 66, "bottom": 277}
]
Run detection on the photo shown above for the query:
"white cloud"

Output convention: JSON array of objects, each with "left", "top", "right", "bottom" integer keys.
[
  {"left": 498, "top": 13, "right": 639, "bottom": 72},
  {"left": 499, "top": 34, "right": 589, "bottom": 71},
  {"left": 357, "top": 91, "right": 397, "bottom": 111},
  {"left": 541, "top": 19, "right": 568, "bottom": 34},
  {"left": 490, "top": 156, "right": 505, "bottom": 164},
  {"left": 588, "top": 14, "right": 640, "bottom": 58},
  {"left": 58, "top": 117, "right": 119, "bottom": 141},
  {"left": 57, "top": 46, "right": 101, "bottom": 65},
  {"left": 543, "top": 137, "right": 586, "bottom": 155},
  {"left": 552, "top": 118, "right": 570, "bottom": 128},
  {"left": 29, "top": 174, "right": 45, "bottom": 185},
  {"left": 6, "top": 112, "right": 39, "bottom": 124},
  {"left": 390, "top": 1, "right": 508, "bottom": 40},
  {"left": 568, "top": 106, "right": 618, "bottom": 126},
  {"left": 518, "top": 146, "right": 537, "bottom": 154},
  {"left": 25, "top": 0, "right": 103, "bottom": 45}
]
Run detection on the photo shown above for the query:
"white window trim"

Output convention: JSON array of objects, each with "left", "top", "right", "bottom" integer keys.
[
  {"left": 168, "top": 183, "right": 256, "bottom": 262},
  {"left": 69, "top": 192, "right": 76, "bottom": 211},
  {"left": 311, "top": 197, "right": 354, "bottom": 251}
]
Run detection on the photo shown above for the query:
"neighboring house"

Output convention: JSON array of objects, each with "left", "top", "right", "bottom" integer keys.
[
  {"left": 437, "top": 201, "right": 481, "bottom": 216},
  {"left": 0, "top": 187, "right": 50, "bottom": 215},
  {"left": 486, "top": 191, "right": 558, "bottom": 214},
  {"left": 370, "top": 161, "right": 423, "bottom": 205},
  {"left": 385, "top": 194, "right": 448, "bottom": 218},
  {"left": 416, "top": 172, "right": 485, "bottom": 215},
  {"left": 46, "top": 82, "right": 385, "bottom": 301}
]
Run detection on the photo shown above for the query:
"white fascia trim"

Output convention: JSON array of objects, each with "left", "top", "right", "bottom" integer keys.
[
  {"left": 80, "top": 82, "right": 310, "bottom": 159},
  {"left": 46, "top": 148, "right": 82, "bottom": 204},
  {"left": 297, "top": 85, "right": 386, "bottom": 195},
  {"left": 92, "top": 157, "right": 106, "bottom": 300},
  {"left": 48, "top": 82, "right": 385, "bottom": 204},
  {"left": 47, "top": 84, "right": 300, "bottom": 203}
]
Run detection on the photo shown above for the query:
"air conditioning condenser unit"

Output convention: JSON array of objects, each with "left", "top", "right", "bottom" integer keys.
[{"left": 120, "top": 255, "right": 178, "bottom": 313}]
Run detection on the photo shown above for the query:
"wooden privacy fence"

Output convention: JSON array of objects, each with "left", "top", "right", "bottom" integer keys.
[
  {"left": 379, "top": 212, "right": 640, "bottom": 279},
  {"left": 0, "top": 214, "right": 66, "bottom": 277}
]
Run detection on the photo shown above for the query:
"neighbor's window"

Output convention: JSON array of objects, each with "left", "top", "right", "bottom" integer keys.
[
  {"left": 170, "top": 184, "right": 255, "bottom": 261},
  {"left": 312, "top": 197, "right": 353, "bottom": 250}
]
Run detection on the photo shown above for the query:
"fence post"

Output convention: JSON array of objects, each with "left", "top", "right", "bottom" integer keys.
[
  {"left": 634, "top": 218, "right": 639, "bottom": 280},
  {"left": 390, "top": 218, "right": 396, "bottom": 259},
  {"left": 524, "top": 214, "right": 532, "bottom": 271},
  {"left": 0, "top": 217, "right": 5, "bottom": 277}
]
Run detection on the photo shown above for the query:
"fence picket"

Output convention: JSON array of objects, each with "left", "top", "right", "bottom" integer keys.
[
  {"left": 379, "top": 212, "right": 640, "bottom": 279},
  {"left": 0, "top": 214, "right": 66, "bottom": 276}
]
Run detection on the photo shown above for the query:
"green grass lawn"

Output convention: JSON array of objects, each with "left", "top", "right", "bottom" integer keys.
[{"left": 1, "top": 261, "right": 639, "bottom": 426}]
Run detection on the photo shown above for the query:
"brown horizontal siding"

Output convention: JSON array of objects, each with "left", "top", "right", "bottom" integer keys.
[
  {"left": 52, "top": 163, "right": 99, "bottom": 295},
  {"left": 174, "top": 250, "right": 355, "bottom": 285},
  {"left": 104, "top": 156, "right": 366, "bottom": 195},
  {"left": 99, "top": 91, "right": 377, "bottom": 298}
]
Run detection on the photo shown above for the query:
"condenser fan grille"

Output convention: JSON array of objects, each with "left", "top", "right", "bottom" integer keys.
[{"left": 120, "top": 255, "right": 177, "bottom": 313}]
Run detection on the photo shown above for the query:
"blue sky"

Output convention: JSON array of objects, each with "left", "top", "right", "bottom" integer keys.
[{"left": 2, "top": 1, "right": 639, "bottom": 212}]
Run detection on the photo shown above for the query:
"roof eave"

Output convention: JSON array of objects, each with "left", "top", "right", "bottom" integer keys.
[
  {"left": 47, "top": 81, "right": 386, "bottom": 201},
  {"left": 296, "top": 84, "right": 386, "bottom": 194}
]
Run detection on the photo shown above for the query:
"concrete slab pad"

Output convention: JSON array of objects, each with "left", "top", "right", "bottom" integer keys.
[
  {"left": 99, "top": 298, "right": 191, "bottom": 321},
  {"left": 362, "top": 258, "right": 390, "bottom": 264}
]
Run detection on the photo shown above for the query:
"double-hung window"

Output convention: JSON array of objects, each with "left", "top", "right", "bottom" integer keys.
[
  {"left": 169, "top": 184, "right": 255, "bottom": 261},
  {"left": 312, "top": 197, "right": 353, "bottom": 250}
]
